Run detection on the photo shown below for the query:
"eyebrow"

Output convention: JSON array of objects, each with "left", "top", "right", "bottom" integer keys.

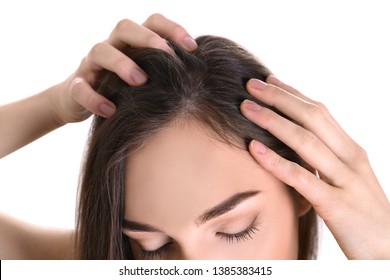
[
  {"left": 122, "top": 220, "right": 163, "bottom": 233},
  {"left": 122, "top": 190, "right": 260, "bottom": 233},
  {"left": 195, "top": 190, "right": 260, "bottom": 225}
]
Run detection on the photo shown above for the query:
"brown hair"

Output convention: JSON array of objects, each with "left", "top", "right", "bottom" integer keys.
[{"left": 76, "top": 35, "right": 318, "bottom": 259}]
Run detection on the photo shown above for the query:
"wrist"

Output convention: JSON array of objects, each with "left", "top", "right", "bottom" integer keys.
[{"left": 45, "top": 82, "right": 70, "bottom": 127}]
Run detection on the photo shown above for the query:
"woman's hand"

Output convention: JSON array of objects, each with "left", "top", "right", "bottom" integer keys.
[
  {"left": 0, "top": 14, "right": 197, "bottom": 158},
  {"left": 240, "top": 76, "right": 390, "bottom": 259},
  {"left": 54, "top": 14, "right": 197, "bottom": 124}
]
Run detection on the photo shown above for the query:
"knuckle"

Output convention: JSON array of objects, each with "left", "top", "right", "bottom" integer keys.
[
  {"left": 301, "top": 130, "right": 317, "bottom": 145},
  {"left": 268, "top": 85, "right": 282, "bottom": 102},
  {"left": 307, "top": 101, "right": 330, "bottom": 118},
  {"left": 304, "top": 102, "right": 329, "bottom": 123},
  {"left": 306, "top": 102, "right": 324, "bottom": 116},
  {"left": 264, "top": 85, "right": 287, "bottom": 108},
  {"left": 88, "top": 42, "right": 107, "bottom": 58},
  {"left": 114, "top": 19, "right": 132, "bottom": 33},
  {"left": 69, "top": 77, "right": 84, "bottom": 96},
  {"left": 260, "top": 108, "right": 278, "bottom": 128},
  {"left": 268, "top": 155, "right": 309, "bottom": 187},
  {"left": 145, "top": 13, "right": 165, "bottom": 25},
  {"left": 351, "top": 143, "right": 369, "bottom": 162},
  {"left": 312, "top": 101, "right": 328, "bottom": 112},
  {"left": 268, "top": 152, "right": 283, "bottom": 169},
  {"left": 269, "top": 84, "right": 281, "bottom": 95},
  {"left": 312, "top": 101, "right": 331, "bottom": 117},
  {"left": 338, "top": 139, "right": 369, "bottom": 167},
  {"left": 294, "top": 166, "right": 311, "bottom": 187},
  {"left": 145, "top": 33, "right": 166, "bottom": 49}
]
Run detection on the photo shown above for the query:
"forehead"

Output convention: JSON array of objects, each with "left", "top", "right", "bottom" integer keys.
[{"left": 124, "top": 121, "right": 283, "bottom": 227}]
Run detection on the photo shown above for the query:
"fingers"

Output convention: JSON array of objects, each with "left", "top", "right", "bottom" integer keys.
[
  {"left": 107, "top": 15, "right": 197, "bottom": 53},
  {"left": 248, "top": 139, "right": 336, "bottom": 209},
  {"left": 247, "top": 77, "right": 390, "bottom": 260},
  {"left": 241, "top": 99, "right": 352, "bottom": 187},
  {"left": 100, "top": 15, "right": 197, "bottom": 83},
  {"left": 266, "top": 75, "right": 345, "bottom": 129},
  {"left": 143, "top": 13, "right": 198, "bottom": 51},
  {"left": 85, "top": 42, "right": 147, "bottom": 86},
  {"left": 266, "top": 75, "right": 316, "bottom": 103},
  {"left": 94, "top": 15, "right": 195, "bottom": 91},
  {"left": 70, "top": 78, "right": 116, "bottom": 118},
  {"left": 75, "top": 14, "right": 196, "bottom": 119},
  {"left": 244, "top": 78, "right": 363, "bottom": 167},
  {"left": 107, "top": 18, "right": 173, "bottom": 53}
]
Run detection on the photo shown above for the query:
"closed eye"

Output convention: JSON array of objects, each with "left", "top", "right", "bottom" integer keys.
[
  {"left": 216, "top": 216, "right": 259, "bottom": 243},
  {"left": 138, "top": 242, "right": 172, "bottom": 260},
  {"left": 137, "top": 223, "right": 259, "bottom": 260}
]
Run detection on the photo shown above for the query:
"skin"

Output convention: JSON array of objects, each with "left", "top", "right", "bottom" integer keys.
[
  {"left": 0, "top": 14, "right": 389, "bottom": 259},
  {"left": 241, "top": 77, "right": 390, "bottom": 259},
  {"left": 0, "top": 14, "right": 196, "bottom": 158},
  {"left": 0, "top": 212, "right": 75, "bottom": 259},
  {"left": 0, "top": 14, "right": 196, "bottom": 259},
  {"left": 123, "top": 121, "right": 311, "bottom": 259}
]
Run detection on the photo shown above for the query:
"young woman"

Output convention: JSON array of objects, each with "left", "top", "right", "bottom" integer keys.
[
  {"left": 0, "top": 14, "right": 389, "bottom": 260},
  {"left": 76, "top": 35, "right": 317, "bottom": 260}
]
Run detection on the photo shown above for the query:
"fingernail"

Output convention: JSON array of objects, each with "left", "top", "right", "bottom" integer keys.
[
  {"left": 249, "top": 79, "right": 267, "bottom": 90},
  {"left": 252, "top": 140, "right": 267, "bottom": 155},
  {"left": 183, "top": 36, "right": 198, "bottom": 51},
  {"left": 99, "top": 103, "right": 115, "bottom": 117},
  {"left": 132, "top": 68, "right": 148, "bottom": 85},
  {"left": 243, "top": 99, "right": 262, "bottom": 111}
]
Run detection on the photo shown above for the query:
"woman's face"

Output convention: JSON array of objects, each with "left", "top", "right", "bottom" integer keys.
[{"left": 123, "top": 121, "right": 309, "bottom": 259}]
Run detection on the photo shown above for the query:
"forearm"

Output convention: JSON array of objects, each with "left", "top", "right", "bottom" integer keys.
[
  {"left": 0, "top": 84, "right": 65, "bottom": 158},
  {"left": 0, "top": 212, "right": 76, "bottom": 260}
]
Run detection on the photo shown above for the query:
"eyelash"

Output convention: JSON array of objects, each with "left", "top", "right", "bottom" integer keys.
[
  {"left": 217, "top": 223, "right": 259, "bottom": 243},
  {"left": 139, "top": 242, "right": 172, "bottom": 260},
  {"left": 137, "top": 219, "right": 259, "bottom": 259}
]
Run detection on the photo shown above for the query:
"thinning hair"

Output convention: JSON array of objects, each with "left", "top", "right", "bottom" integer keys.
[{"left": 76, "top": 35, "right": 318, "bottom": 259}]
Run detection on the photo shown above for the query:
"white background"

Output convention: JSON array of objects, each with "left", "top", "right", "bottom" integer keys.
[{"left": 0, "top": 0, "right": 389, "bottom": 260}]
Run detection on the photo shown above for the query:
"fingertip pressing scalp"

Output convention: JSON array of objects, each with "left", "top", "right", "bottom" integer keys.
[
  {"left": 251, "top": 139, "right": 267, "bottom": 155},
  {"left": 99, "top": 103, "right": 116, "bottom": 118},
  {"left": 77, "top": 35, "right": 318, "bottom": 260},
  {"left": 247, "top": 78, "right": 267, "bottom": 91},
  {"left": 183, "top": 36, "right": 198, "bottom": 51}
]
